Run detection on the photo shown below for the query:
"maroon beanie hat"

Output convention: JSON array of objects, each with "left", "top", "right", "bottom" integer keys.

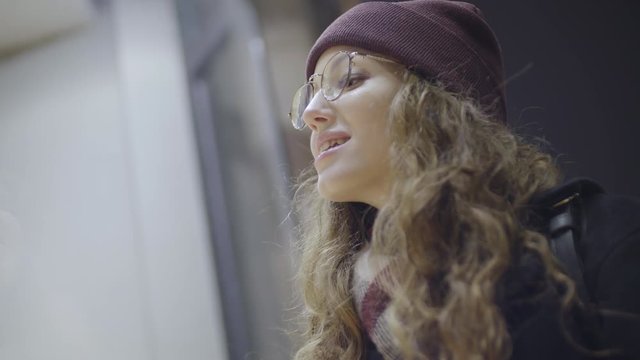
[{"left": 306, "top": 0, "right": 507, "bottom": 122}]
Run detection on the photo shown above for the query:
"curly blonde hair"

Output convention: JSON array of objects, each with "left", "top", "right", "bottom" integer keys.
[{"left": 292, "top": 71, "right": 577, "bottom": 360}]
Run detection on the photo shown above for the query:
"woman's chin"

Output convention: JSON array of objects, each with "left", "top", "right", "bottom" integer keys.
[{"left": 316, "top": 176, "right": 354, "bottom": 203}]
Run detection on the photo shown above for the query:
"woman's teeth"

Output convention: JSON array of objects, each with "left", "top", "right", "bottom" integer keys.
[{"left": 320, "top": 138, "right": 348, "bottom": 153}]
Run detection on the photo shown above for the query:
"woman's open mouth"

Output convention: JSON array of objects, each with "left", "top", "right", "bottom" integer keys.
[
  {"left": 316, "top": 136, "right": 351, "bottom": 162},
  {"left": 319, "top": 138, "right": 349, "bottom": 153}
]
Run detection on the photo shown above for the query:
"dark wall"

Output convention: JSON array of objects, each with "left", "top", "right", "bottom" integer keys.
[{"left": 473, "top": 0, "right": 640, "bottom": 196}]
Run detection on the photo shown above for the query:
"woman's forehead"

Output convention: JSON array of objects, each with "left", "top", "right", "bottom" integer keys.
[{"left": 314, "top": 46, "right": 356, "bottom": 73}]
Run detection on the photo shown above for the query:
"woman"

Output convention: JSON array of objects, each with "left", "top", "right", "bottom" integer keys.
[{"left": 289, "top": 1, "right": 640, "bottom": 359}]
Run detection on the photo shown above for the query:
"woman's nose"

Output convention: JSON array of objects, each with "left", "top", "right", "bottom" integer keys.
[{"left": 302, "top": 91, "right": 335, "bottom": 132}]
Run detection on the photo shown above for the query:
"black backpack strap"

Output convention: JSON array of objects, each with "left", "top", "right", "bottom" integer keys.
[
  {"left": 548, "top": 193, "right": 590, "bottom": 301},
  {"left": 529, "top": 178, "right": 604, "bottom": 302}
]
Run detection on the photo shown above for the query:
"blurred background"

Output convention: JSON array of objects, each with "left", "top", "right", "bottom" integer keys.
[{"left": 0, "top": 0, "right": 637, "bottom": 359}]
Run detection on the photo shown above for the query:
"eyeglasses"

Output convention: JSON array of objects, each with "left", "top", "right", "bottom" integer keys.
[{"left": 289, "top": 51, "right": 400, "bottom": 130}]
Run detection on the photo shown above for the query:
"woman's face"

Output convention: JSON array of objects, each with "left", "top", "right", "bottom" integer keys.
[{"left": 303, "top": 46, "right": 403, "bottom": 208}]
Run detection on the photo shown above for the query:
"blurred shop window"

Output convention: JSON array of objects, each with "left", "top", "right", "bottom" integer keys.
[{"left": 176, "top": 0, "right": 295, "bottom": 359}]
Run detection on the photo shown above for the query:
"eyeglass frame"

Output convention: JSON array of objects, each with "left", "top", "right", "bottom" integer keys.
[{"left": 289, "top": 51, "right": 402, "bottom": 130}]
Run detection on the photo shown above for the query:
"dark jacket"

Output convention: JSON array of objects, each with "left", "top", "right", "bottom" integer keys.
[
  {"left": 365, "top": 179, "right": 640, "bottom": 359},
  {"left": 508, "top": 178, "right": 640, "bottom": 360}
]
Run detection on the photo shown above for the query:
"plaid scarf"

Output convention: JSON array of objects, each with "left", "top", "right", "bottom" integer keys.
[
  {"left": 352, "top": 246, "right": 400, "bottom": 360},
  {"left": 351, "top": 239, "right": 560, "bottom": 359}
]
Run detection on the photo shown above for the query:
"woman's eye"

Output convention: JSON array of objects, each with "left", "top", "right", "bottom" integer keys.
[{"left": 344, "top": 74, "right": 366, "bottom": 89}]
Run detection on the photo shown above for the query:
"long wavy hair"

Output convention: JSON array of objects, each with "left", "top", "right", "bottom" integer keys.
[{"left": 292, "top": 71, "right": 578, "bottom": 360}]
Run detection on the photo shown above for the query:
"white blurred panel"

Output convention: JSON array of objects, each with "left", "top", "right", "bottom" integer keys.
[
  {"left": 0, "top": 11, "right": 150, "bottom": 360},
  {"left": 0, "top": 1, "right": 227, "bottom": 359}
]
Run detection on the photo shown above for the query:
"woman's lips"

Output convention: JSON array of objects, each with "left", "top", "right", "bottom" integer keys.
[{"left": 315, "top": 131, "right": 351, "bottom": 156}]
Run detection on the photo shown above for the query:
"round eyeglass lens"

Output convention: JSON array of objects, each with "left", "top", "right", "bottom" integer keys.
[
  {"left": 290, "top": 83, "right": 313, "bottom": 129},
  {"left": 322, "top": 52, "right": 351, "bottom": 101}
]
